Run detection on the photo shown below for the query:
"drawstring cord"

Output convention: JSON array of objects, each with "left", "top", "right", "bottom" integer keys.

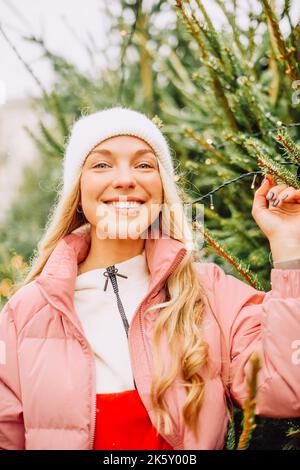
[{"left": 103, "top": 265, "right": 137, "bottom": 390}]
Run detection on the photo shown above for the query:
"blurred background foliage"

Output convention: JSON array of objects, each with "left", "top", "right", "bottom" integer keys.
[{"left": 0, "top": 0, "right": 300, "bottom": 449}]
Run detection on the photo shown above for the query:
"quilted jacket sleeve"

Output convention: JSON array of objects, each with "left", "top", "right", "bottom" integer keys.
[
  {"left": 206, "top": 263, "right": 300, "bottom": 418},
  {"left": 0, "top": 301, "right": 25, "bottom": 449}
]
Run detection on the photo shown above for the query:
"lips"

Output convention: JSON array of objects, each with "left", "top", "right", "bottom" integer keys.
[{"left": 101, "top": 199, "right": 145, "bottom": 216}]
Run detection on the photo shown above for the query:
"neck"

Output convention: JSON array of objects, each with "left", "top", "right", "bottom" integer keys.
[{"left": 78, "top": 225, "right": 146, "bottom": 274}]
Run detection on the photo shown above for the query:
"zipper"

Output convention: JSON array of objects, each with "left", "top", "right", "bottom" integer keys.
[
  {"left": 102, "top": 248, "right": 187, "bottom": 393},
  {"left": 102, "top": 265, "right": 139, "bottom": 389}
]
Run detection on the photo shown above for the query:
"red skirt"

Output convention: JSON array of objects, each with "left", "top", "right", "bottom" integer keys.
[{"left": 93, "top": 388, "right": 174, "bottom": 450}]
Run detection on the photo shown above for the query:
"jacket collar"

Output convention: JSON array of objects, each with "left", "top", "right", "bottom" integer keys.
[{"left": 35, "top": 223, "right": 187, "bottom": 326}]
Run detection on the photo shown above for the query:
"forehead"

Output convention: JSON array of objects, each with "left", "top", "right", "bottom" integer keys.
[
  {"left": 93, "top": 135, "right": 154, "bottom": 152},
  {"left": 84, "top": 135, "right": 157, "bottom": 166}
]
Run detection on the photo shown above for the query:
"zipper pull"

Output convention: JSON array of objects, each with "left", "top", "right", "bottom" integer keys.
[
  {"left": 103, "top": 265, "right": 130, "bottom": 338},
  {"left": 103, "top": 265, "right": 128, "bottom": 291}
]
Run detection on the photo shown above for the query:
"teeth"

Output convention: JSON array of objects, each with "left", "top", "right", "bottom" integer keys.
[{"left": 106, "top": 201, "right": 143, "bottom": 208}]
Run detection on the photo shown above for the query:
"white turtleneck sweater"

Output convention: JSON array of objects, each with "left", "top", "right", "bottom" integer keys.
[{"left": 74, "top": 250, "right": 150, "bottom": 394}]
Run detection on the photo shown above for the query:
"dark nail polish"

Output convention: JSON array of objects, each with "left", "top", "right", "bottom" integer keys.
[
  {"left": 266, "top": 191, "right": 275, "bottom": 200},
  {"left": 272, "top": 199, "right": 280, "bottom": 206}
]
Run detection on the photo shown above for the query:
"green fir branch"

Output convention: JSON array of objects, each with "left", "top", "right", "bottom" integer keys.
[
  {"left": 261, "top": 0, "right": 298, "bottom": 81},
  {"left": 194, "top": 222, "right": 264, "bottom": 290},
  {"left": 194, "top": 0, "right": 224, "bottom": 62},
  {"left": 245, "top": 138, "right": 300, "bottom": 188},
  {"left": 237, "top": 353, "right": 261, "bottom": 450},
  {"left": 38, "top": 122, "right": 64, "bottom": 156},
  {"left": 277, "top": 129, "right": 300, "bottom": 166},
  {"left": 176, "top": 0, "right": 238, "bottom": 131},
  {"left": 214, "top": 0, "right": 245, "bottom": 55}
]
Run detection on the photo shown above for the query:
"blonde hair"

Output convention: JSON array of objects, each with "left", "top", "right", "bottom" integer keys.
[{"left": 11, "top": 154, "right": 210, "bottom": 443}]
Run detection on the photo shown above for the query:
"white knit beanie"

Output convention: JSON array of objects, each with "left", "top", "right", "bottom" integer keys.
[{"left": 62, "top": 106, "right": 175, "bottom": 198}]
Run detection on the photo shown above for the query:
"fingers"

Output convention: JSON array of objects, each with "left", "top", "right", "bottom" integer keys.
[
  {"left": 252, "top": 176, "right": 270, "bottom": 212},
  {"left": 266, "top": 184, "right": 290, "bottom": 206},
  {"left": 253, "top": 172, "right": 300, "bottom": 212},
  {"left": 270, "top": 187, "right": 300, "bottom": 206},
  {"left": 265, "top": 179, "right": 300, "bottom": 206}
]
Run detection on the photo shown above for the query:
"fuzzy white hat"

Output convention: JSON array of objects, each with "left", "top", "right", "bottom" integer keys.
[{"left": 62, "top": 106, "right": 175, "bottom": 197}]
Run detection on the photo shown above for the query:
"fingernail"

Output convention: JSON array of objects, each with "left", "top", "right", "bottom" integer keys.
[
  {"left": 272, "top": 199, "right": 280, "bottom": 206},
  {"left": 266, "top": 191, "right": 275, "bottom": 200},
  {"left": 281, "top": 194, "right": 288, "bottom": 200}
]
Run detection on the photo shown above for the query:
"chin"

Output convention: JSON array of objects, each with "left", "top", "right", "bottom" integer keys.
[{"left": 95, "top": 219, "right": 149, "bottom": 240}]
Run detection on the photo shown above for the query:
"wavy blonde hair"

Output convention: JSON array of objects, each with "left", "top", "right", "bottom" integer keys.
[{"left": 11, "top": 154, "right": 211, "bottom": 442}]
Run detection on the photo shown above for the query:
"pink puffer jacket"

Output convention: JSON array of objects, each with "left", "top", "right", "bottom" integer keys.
[{"left": 1, "top": 224, "right": 300, "bottom": 450}]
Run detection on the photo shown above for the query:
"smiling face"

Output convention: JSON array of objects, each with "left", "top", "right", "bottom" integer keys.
[{"left": 80, "top": 135, "right": 164, "bottom": 239}]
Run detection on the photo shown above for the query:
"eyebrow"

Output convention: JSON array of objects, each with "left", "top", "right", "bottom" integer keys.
[{"left": 89, "top": 148, "right": 156, "bottom": 157}]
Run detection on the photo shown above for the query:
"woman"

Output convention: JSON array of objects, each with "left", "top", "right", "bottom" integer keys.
[{"left": 0, "top": 106, "right": 300, "bottom": 450}]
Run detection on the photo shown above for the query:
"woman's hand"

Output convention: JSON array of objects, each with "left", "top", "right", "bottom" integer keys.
[{"left": 251, "top": 173, "right": 300, "bottom": 262}]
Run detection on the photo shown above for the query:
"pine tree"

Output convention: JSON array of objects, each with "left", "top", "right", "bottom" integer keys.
[{"left": 170, "top": 0, "right": 300, "bottom": 449}]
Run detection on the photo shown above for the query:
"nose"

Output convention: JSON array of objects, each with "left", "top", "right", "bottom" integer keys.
[{"left": 111, "top": 167, "right": 137, "bottom": 189}]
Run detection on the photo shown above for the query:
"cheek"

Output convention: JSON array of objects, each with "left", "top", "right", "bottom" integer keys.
[
  {"left": 80, "top": 172, "right": 106, "bottom": 199},
  {"left": 146, "top": 174, "right": 163, "bottom": 202}
]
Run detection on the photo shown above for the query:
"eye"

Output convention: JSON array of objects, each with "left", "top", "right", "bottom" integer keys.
[
  {"left": 93, "top": 162, "right": 110, "bottom": 169},
  {"left": 137, "top": 163, "right": 153, "bottom": 169},
  {"left": 93, "top": 162, "right": 153, "bottom": 169}
]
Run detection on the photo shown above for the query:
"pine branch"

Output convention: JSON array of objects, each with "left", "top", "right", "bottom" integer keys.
[
  {"left": 238, "top": 77, "right": 269, "bottom": 132},
  {"left": 176, "top": 0, "right": 208, "bottom": 58},
  {"left": 280, "top": 0, "right": 297, "bottom": 51},
  {"left": 225, "top": 414, "right": 236, "bottom": 450},
  {"left": 175, "top": 0, "right": 238, "bottom": 131},
  {"left": 24, "top": 127, "right": 59, "bottom": 160},
  {"left": 39, "top": 122, "right": 64, "bottom": 156},
  {"left": 277, "top": 129, "right": 300, "bottom": 166},
  {"left": 261, "top": 0, "right": 298, "bottom": 81},
  {"left": 268, "top": 44, "right": 280, "bottom": 106},
  {"left": 284, "top": 427, "right": 300, "bottom": 449},
  {"left": 214, "top": 0, "right": 245, "bottom": 55},
  {"left": 237, "top": 352, "right": 261, "bottom": 450},
  {"left": 49, "top": 93, "right": 69, "bottom": 138},
  {"left": 185, "top": 129, "right": 228, "bottom": 162},
  {"left": 194, "top": 0, "right": 223, "bottom": 62},
  {"left": 193, "top": 221, "right": 264, "bottom": 290},
  {"left": 245, "top": 138, "right": 300, "bottom": 188},
  {"left": 0, "top": 23, "right": 49, "bottom": 100},
  {"left": 117, "top": 0, "right": 142, "bottom": 103},
  {"left": 222, "top": 45, "right": 244, "bottom": 81}
]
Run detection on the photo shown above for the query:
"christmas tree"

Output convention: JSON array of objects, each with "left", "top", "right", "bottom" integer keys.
[{"left": 171, "top": 0, "right": 300, "bottom": 449}]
